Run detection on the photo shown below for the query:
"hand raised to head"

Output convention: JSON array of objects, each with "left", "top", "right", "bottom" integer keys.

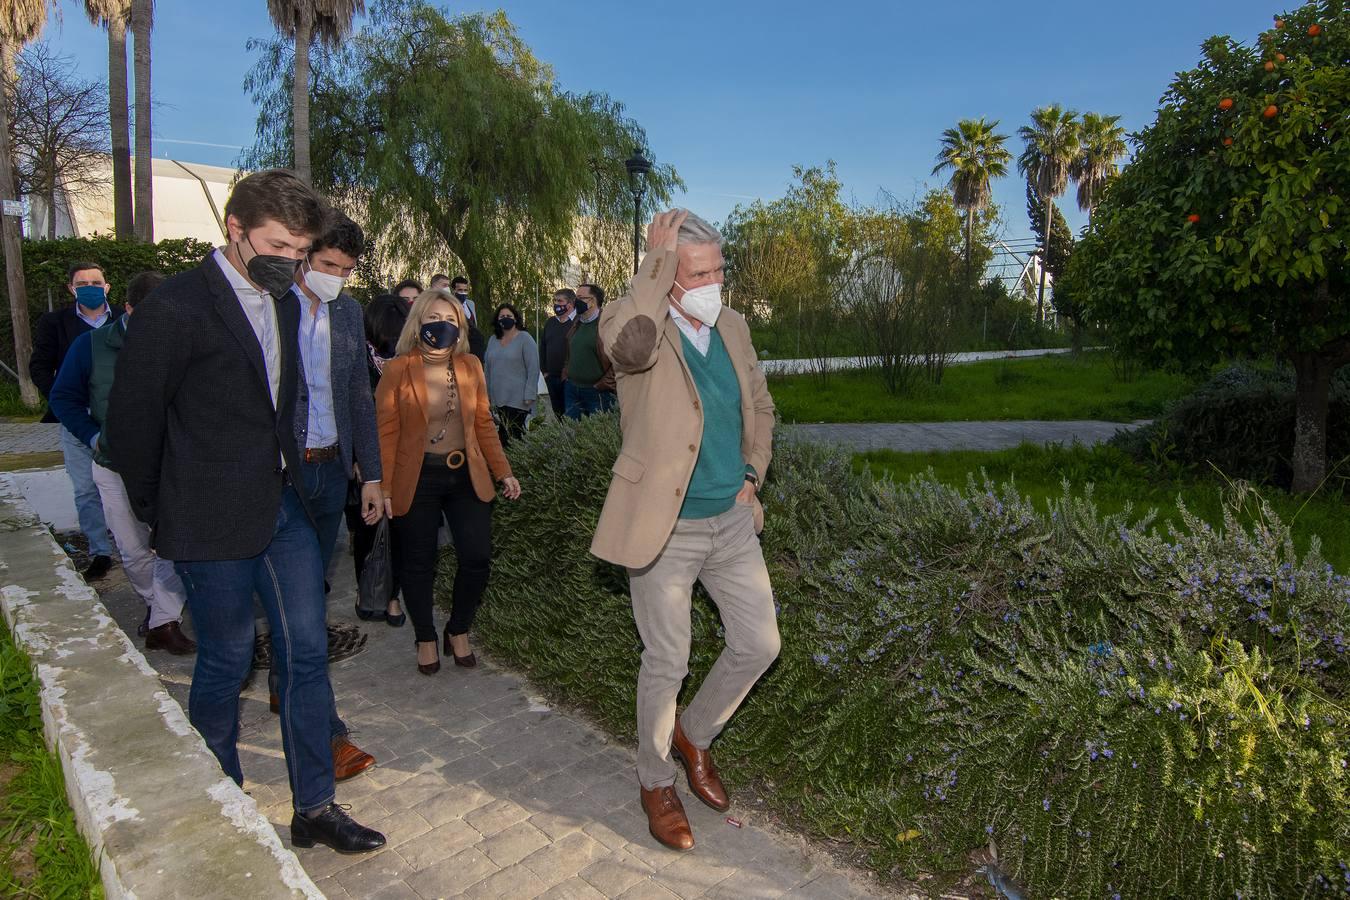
[{"left": 645, "top": 209, "right": 689, "bottom": 254}]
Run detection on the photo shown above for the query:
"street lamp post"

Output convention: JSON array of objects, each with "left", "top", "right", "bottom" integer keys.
[{"left": 624, "top": 148, "right": 651, "bottom": 275}]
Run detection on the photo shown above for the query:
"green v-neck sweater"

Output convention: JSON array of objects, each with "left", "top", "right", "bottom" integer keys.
[{"left": 678, "top": 328, "right": 743, "bottom": 519}]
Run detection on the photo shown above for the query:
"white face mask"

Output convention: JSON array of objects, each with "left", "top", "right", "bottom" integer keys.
[
  {"left": 674, "top": 281, "right": 722, "bottom": 326},
  {"left": 304, "top": 264, "right": 346, "bottom": 303}
]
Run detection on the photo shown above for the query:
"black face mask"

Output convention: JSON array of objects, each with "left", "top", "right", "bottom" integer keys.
[
  {"left": 420, "top": 320, "right": 460, "bottom": 350},
  {"left": 454, "top": 291, "right": 470, "bottom": 302},
  {"left": 241, "top": 234, "right": 300, "bottom": 298},
  {"left": 574, "top": 300, "right": 589, "bottom": 316},
  {"left": 498, "top": 317, "right": 516, "bottom": 331}
]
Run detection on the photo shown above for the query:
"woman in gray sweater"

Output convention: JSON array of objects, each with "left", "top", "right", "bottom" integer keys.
[{"left": 483, "top": 302, "right": 541, "bottom": 445}]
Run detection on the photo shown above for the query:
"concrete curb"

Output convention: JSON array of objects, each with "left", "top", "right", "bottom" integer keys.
[{"left": 0, "top": 476, "right": 322, "bottom": 900}]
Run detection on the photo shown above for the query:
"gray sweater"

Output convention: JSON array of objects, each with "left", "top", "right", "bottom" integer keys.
[{"left": 484, "top": 330, "right": 541, "bottom": 411}]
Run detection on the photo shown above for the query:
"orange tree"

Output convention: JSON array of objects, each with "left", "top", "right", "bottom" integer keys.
[{"left": 1073, "top": 0, "right": 1347, "bottom": 492}]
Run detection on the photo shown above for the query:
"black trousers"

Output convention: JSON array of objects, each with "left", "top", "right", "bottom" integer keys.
[
  {"left": 391, "top": 457, "right": 493, "bottom": 643},
  {"left": 497, "top": 406, "right": 529, "bottom": 447},
  {"left": 544, "top": 373, "right": 566, "bottom": 419}
]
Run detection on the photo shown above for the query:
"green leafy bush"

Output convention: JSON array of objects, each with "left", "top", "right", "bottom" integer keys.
[
  {"left": 1115, "top": 363, "right": 1350, "bottom": 489},
  {"left": 455, "top": 414, "right": 1350, "bottom": 898},
  {"left": 0, "top": 235, "right": 216, "bottom": 369}
]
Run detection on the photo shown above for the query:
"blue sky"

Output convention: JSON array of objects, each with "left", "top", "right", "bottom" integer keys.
[{"left": 41, "top": 0, "right": 1278, "bottom": 244}]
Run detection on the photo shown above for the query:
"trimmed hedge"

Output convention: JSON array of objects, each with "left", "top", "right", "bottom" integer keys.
[
  {"left": 451, "top": 414, "right": 1350, "bottom": 898},
  {"left": 0, "top": 235, "right": 216, "bottom": 369}
]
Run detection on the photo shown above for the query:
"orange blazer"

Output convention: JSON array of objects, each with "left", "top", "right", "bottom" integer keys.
[{"left": 376, "top": 351, "right": 512, "bottom": 516}]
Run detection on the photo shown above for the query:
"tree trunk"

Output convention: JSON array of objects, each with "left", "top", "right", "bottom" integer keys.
[
  {"left": 132, "top": 0, "right": 153, "bottom": 243},
  {"left": 1290, "top": 351, "right": 1335, "bottom": 493},
  {"left": 0, "top": 42, "right": 40, "bottom": 408},
  {"left": 108, "top": 17, "right": 134, "bottom": 241},
  {"left": 1036, "top": 196, "right": 1051, "bottom": 322},
  {"left": 293, "top": 20, "right": 311, "bottom": 184},
  {"left": 1071, "top": 320, "right": 1083, "bottom": 356},
  {"left": 46, "top": 159, "right": 56, "bottom": 240}
]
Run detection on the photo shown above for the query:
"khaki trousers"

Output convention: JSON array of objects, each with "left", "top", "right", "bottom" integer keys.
[{"left": 629, "top": 502, "right": 780, "bottom": 789}]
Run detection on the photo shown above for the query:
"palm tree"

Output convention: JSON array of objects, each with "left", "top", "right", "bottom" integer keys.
[
  {"left": 1, "top": 0, "right": 51, "bottom": 408},
  {"left": 1018, "top": 104, "right": 1081, "bottom": 321},
  {"left": 267, "top": 0, "right": 365, "bottom": 185},
  {"left": 85, "top": 0, "right": 134, "bottom": 241},
  {"left": 131, "top": 0, "right": 152, "bottom": 241},
  {"left": 932, "top": 117, "right": 1012, "bottom": 283},
  {"left": 1071, "top": 112, "right": 1128, "bottom": 218}
]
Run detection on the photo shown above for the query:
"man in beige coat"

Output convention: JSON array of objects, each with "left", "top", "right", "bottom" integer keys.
[{"left": 592, "top": 209, "right": 779, "bottom": 851}]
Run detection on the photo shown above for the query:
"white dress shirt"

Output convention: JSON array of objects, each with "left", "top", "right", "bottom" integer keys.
[
  {"left": 669, "top": 306, "right": 712, "bottom": 357},
  {"left": 213, "top": 249, "right": 282, "bottom": 409}
]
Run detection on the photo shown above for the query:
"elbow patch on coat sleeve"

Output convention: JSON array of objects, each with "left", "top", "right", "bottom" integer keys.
[{"left": 612, "top": 316, "right": 659, "bottom": 364}]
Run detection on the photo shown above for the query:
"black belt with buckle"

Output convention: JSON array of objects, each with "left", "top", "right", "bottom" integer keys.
[{"left": 304, "top": 445, "right": 341, "bottom": 463}]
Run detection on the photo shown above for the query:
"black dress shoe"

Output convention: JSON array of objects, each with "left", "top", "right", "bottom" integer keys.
[
  {"left": 290, "top": 804, "right": 386, "bottom": 854},
  {"left": 82, "top": 555, "right": 112, "bottom": 581}
]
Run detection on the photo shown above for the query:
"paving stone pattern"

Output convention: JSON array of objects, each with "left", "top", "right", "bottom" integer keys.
[
  {"left": 0, "top": 421, "right": 62, "bottom": 454},
  {"left": 91, "top": 542, "right": 894, "bottom": 899}
]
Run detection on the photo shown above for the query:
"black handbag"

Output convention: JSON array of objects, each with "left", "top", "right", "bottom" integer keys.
[{"left": 356, "top": 518, "right": 394, "bottom": 619}]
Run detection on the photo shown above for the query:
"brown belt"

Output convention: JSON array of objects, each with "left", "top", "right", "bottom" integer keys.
[
  {"left": 303, "top": 445, "right": 340, "bottom": 463},
  {"left": 424, "top": 450, "right": 466, "bottom": 470}
]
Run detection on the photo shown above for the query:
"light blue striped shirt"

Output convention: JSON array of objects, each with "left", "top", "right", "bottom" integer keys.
[{"left": 297, "top": 291, "right": 338, "bottom": 449}]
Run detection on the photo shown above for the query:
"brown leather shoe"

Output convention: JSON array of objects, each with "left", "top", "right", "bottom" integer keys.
[
  {"left": 671, "top": 718, "right": 730, "bottom": 812},
  {"left": 639, "top": 785, "right": 694, "bottom": 851},
  {"left": 332, "top": 735, "right": 376, "bottom": 782},
  {"left": 145, "top": 621, "right": 196, "bottom": 656}
]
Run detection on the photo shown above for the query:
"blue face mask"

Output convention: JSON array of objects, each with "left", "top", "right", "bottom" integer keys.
[
  {"left": 74, "top": 285, "right": 106, "bottom": 309},
  {"left": 554, "top": 304, "right": 568, "bottom": 317},
  {"left": 420, "top": 320, "right": 460, "bottom": 350}
]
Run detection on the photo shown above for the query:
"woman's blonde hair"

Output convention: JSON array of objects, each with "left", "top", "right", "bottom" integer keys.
[{"left": 396, "top": 289, "right": 471, "bottom": 356}]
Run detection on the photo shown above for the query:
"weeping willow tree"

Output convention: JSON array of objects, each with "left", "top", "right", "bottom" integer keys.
[{"left": 242, "top": 0, "right": 680, "bottom": 307}]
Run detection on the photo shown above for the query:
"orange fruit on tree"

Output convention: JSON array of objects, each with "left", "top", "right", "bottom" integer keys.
[
  {"left": 1265, "top": 60, "right": 1276, "bottom": 71},
  {"left": 1219, "top": 97, "right": 1235, "bottom": 110},
  {"left": 1188, "top": 214, "right": 1201, "bottom": 224},
  {"left": 1308, "top": 23, "right": 1322, "bottom": 36},
  {"left": 1276, "top": 53, "right": 1287, "bottom": 61},
  {"left": 1222, "top": 137, "right": 1234, "bottom": 146},
  {"left": 1275, "top": 18, "right": 1285, "bottom": 28},
  {"left": 1263, "top": 104, "right": 1279, "bottom": 118}
]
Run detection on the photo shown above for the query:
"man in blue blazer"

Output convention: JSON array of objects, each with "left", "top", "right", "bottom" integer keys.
[{"left": 275, "top": 208, "right": 384, "bottom": 781}]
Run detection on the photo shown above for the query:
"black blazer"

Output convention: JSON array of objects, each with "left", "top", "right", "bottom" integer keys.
[
  {"left": 106, "top": 254, "right": 310, "bottom": 561},
  {"left": 30, "top": 303, "right": 125, "bottom": 422}
]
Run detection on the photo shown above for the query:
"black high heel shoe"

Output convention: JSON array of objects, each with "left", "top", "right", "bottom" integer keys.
[
  {"left": 416, "top": 640, "right": 440, "bottom": 675},
  {"left": 444, "top": 627, "right": 477, "bottom": 668},
  {"left": 385, "top": 600, "right": 405, "bottom": 627}
]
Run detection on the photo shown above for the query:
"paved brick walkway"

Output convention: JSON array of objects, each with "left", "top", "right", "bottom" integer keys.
[
  {"left": 90, "top": 547, "right": 892, "bottom": 899},
  {"left": 783, "top": 419, "right": 1145, "bottom": 453},
  {"left": 0, "top": 421, "right": 62, "bottom": 454}
]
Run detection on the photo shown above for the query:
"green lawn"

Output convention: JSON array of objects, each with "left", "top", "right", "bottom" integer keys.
[
  {"left": 771, "top": 352, "right": 1192, "bottom": 423},
  {"left": 857, "top": 442, "right": 1350, "bottom": 571},
  {"left": 0, "top": 379, "right": 44, "bottom": 422},
  {"left": 0, "top": 621, "right": 102, "bottom": 898}
]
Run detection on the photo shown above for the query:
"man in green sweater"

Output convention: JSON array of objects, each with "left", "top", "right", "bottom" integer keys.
[
  {"left": 593, "top": 209, "right": 778, "bottom": 852},
  {"left": 562, "top": 282, "right": 616, "bottom": 418}
]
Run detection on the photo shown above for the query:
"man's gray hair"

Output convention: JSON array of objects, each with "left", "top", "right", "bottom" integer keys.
[{"left": 677, "top": 211, "right": 723, "bottom": 246}]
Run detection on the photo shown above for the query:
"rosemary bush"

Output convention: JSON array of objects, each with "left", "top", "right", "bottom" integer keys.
[{"left": 459, "top": 414, "right": 1349, "bottom": 898}]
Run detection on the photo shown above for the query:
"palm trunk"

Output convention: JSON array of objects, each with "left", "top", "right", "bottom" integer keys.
[
  {"left": 964, "top": 206, "right": 973, "bottom": 285},
  {"left": 1036, "top": 196, "right": 1051, "bottom": 322},
  {"left": 108, "top": 17, "right": 134, "bottom": 241},
  {"left": 0, "top": 42, "right": 40, "bottom": 408},
  {"left": 132, "top": 0, "right": 153, "bottom": 243},
  {"left": 293, "top": 19, "right": 311, "bottom": 184}
]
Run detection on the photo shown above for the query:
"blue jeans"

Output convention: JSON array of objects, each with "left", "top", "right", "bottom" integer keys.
[
  {"left": 59, "top": 426, "right": 111, "bottom": 556},
  {"left": 176, "top": 484, "right": 335, "bottom": 813},
  {"left": 267, "top": 457, "right": 349, "bottom": 739},
  {"left": 564, "top": 382, "right": 616, "bottom": 420}
]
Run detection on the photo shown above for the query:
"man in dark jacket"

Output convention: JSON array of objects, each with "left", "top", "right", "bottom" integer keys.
[
  {"left": 538, "top": 288, "right": 576, "bottom": 418},
  {"left": 563, "top": 282, "right": 616, "bottom": 418},
  {"left": 48, "top": 272, "right": 195, "bottom": 655},
  {"left": 106, "top": 169, "right": 385, "bottom": 855},
  {"left": 29, "top": 262, "right": 124, "bottom": 579}
]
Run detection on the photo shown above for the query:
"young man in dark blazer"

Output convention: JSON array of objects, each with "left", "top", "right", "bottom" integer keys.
[{"left": 106, "top": 169, "right": 385, "bottom": 854}]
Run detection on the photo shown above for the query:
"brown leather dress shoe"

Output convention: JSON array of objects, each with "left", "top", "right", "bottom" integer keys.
[
  {"left": 144, "top": 621, "right": 197, "bottom": 656},
  {"left": 671, "top": 718, "right": 730, "bottom": 812},
  {"left": 332, "top": 735, "right": 376, "bottom": 782},
  {"left": 640, "top": 785, "right": 694, "bottom": 851}
]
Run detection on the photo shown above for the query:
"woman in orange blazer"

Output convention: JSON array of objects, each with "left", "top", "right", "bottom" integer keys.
[{"left": 376, "top": 289, "right": 521, "bottom": 675}]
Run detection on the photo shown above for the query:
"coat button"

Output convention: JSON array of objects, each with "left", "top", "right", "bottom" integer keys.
[
  {"left": 675, "top": 488, "right": 683, "bottom": 497},
  {"left": 688, "top": 444, "right": 696, "bottom": 452},
  {"left": 693, "top": 401, "right": 700, "bottom": 410}
]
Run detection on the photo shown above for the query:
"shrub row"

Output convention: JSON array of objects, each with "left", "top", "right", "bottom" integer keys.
[{"left": 447, "top": 414, "right": 1349, "bottom": 898}]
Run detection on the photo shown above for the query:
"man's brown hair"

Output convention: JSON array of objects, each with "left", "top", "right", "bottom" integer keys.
[{"left": 223, "top": 168, "right": 326, "bottom": 236}]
